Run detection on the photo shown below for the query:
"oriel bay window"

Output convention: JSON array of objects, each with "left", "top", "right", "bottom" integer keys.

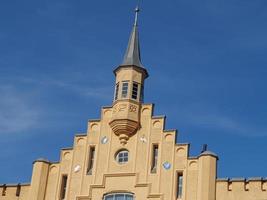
[{"left": 115, "top": 81, "right": 143, "bottom": 101}]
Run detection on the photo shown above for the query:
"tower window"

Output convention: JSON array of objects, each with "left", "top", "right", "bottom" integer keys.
[
  {"left": 151, "top": 144, "right": 158, "bottom": 173},
  {"left": 121, "top": 81, "right": 129, "bottom": 98},
  {"left": 176, "top": 172, "right": 183, "bottom": 199},
  {"left": 60, "top": 175, "right": 68, "bottom": 200},
  {"left": 140, "top": 85, "right": 144, "bottom": 102},
  {"left": 87, "top": 146, "right": 95, "bottom": 175},
  {"left": 131, "top": 82, "right": 139, "bottom": 100},
  {"left": 116, "top": 150, "right": 129, "bottom": 164},
  {"left": 114, "top": 83, "right": 119, "bottom": 100}
]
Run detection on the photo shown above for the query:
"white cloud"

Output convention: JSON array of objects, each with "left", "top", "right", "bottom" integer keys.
[
  {"left": 182, "top": 110, "right": 267, "bottom": 137},
  {"left": 20, "top": 76, "right": 112, "bottom": 100},
  {"left": 0, "top": 86, "right": 40, "bottom": 135}
]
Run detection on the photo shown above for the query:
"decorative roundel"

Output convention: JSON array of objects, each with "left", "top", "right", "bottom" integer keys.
[
  {"left": 74, "top": 165, "right": 81, "bottom": 173},
  {"left": 140, "top": 135, "right": 147, "bottom": 143},
  {"left": 101, "top": 136, "right": 109, "bottom": 144},
  {"left": 163, "top": 162, "right": 172, "bottom": 170}
]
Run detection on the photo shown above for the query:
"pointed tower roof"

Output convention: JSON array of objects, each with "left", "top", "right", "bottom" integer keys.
[
  {"left": 114, "top": 6, "right": 148, "bottom": 78},
  {"left": 121, "top": 6, "right": 143, "bottom": 68}
]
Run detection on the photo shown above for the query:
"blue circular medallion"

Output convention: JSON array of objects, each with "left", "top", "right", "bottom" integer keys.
[{"left": 163, "top": 162, "right": 171, "bottom": 170}]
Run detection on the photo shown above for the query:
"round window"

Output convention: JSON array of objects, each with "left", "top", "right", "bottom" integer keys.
[{"left": 115, "top": 150, "right": 129, "bottom": 164}]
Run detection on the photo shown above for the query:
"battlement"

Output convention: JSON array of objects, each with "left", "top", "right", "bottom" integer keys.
[
  {"left": 0, "top": 183, "right": 30, "bottom": 200},
  {"left": 217, "top": 177, "right": 267, "bottom": 191},
  {"left": 216, "top": 177, "right": 267, "bottom": 200}
]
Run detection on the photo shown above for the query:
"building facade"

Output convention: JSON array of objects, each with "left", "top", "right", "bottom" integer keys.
[{"left": 1, "top": 7, "right": 267, "bottom": 200}]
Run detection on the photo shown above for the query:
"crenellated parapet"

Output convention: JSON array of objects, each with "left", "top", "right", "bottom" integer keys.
[
  {"left": 216, "top": 177, "right": 267, "bottom": 200},
  {"left": 0, "top": 183, "right": 30, "bottom": 200}
]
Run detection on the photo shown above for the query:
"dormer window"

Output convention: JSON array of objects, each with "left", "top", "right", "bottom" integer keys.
[
  {"left": 132, "top": 82, "right": 139, "bottom": 100},
  {"left": 121, "top": 81, "right": 129, "bottom": 98}
]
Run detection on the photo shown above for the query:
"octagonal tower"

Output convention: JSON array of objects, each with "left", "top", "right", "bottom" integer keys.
[{"left": 109, "top": 7, "right": 149, "bottom": 145}]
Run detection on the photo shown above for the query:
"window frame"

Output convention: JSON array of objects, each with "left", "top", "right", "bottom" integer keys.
[
  {"left": 103, "top": 193, "right": 134, "bottom": 200},
  {"left": 121, "top": 81, "right": 129, "bottom": 99},
  {"left": 140, "top": 84, "right": 144, "bottom": 102},
  {"left": 131, "top": 82, "right": 139, "bottom": 100},
  {"left": 176, "top": 172, "right": 183, "bottom": 199},
  {"left": 114, "top": 82, "right": 120, "bottom": 101},
  {"left": 151, "top": 144, "right": 159, "bottom": 173},
  {"left": 59, "top": 175, "right": 68, "bottom": 200},
  {"left": 115, "top": 149, "right": 129, "bottom": 164},
  {"left": 87, "top": 146, "right": 96, "bottom": 175}
]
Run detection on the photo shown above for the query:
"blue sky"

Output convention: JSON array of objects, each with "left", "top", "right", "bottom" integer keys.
[{"left": 0, "top": 0, "right": 267, "bottom": 183}]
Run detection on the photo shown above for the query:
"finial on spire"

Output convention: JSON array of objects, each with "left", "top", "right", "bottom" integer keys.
[
  {"left": 134, "top": 6, "right": 140, "bottom": 26},
  {"left": 119, "top": 5, "right": 146, "bottom": 69}
]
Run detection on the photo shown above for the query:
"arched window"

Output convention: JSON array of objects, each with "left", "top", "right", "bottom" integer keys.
[{"left": 104, "top": 193, "right": 134, "bottom": 200}]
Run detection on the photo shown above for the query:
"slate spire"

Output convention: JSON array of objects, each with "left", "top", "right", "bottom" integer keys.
[{"left": 121, "top": 6, "right": 144, "bottom": 68}]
